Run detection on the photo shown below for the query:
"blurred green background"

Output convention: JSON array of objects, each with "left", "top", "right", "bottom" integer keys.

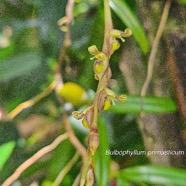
[{"left": 0, "top": 0, "right": 186, "bottom": 185}]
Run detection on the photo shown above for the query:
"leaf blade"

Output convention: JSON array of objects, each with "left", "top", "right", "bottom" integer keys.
[
  {"left": 94, "top": 115, "right": 110, "bottom": 186},
  {"left": 118, "top": 165, "right": 186, "bottom": 185},
  {"left": 0, "top": 52, "right": 41, "bottom": 81},
  {"left": 108, "top": 95, "right": 177, "bottom": 113}
]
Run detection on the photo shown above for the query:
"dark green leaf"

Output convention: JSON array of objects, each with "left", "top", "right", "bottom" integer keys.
[
  {"left": 110, "top": 0, "right": 150, "bottom": 54},
  {"left": 0, "top": 141, "right": 16, "bottom": 171},
  {"left": 95, "top": 115, "right": 111, "bottom": 186},
  {"left": 118, "top": 165, "right": 186, "bottom": 185},
  {"left": 0, "top": 52, "right": 41, "bottom": 81},
  {"left": 108, "top": 95, "right": 177, "bottom": 113}
]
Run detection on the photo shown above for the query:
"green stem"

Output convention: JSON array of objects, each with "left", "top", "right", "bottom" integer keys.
[{"left": 103, "top": 0, "right": 113, "bottom": 54}]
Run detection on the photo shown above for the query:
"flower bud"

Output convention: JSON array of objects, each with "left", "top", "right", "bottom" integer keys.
[
  {"left": 88, "top": 131, "right": 99, "bottom": 156},
  {"left": 94, "top": 60, "right": 103, "bottom": 73},
  {"left": 81, "top": 106, "right": 94, "bottom": 128},
  {"left": 111, "top": 39, "right": 120, "bottom": 51},
  {"left": 86, "top": 166, "right": 94, "bottom": 186},
  {"left": 82, "top": 117, "right": 89, "bottom": 128},
  {"left": 104, "top": 98, "right": 112, "bottom": 110}
]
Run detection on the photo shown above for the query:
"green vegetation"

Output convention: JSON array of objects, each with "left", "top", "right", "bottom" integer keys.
[{"left": 0, "top": 0, "right": 186, "bottom": 185}]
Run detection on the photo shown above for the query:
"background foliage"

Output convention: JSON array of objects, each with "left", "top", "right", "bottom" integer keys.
[{"left": 0, "top": 0, "right": 186, "bottom": 185}]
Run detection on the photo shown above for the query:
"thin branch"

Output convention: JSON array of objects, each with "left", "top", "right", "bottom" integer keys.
[
  {"left": 53, "top": 152, "right": 79, "bottom": 186},
  {"left": 55, "top": 0, "right": 75, "bottom": 92},
  {"left": 8, "top": 81, "right": 56, "bottom": 119},
  {"left": 63, "top": 113, "right": 86, "bottom": 158},
  {"left": 56, "top": 0, "right": 86, "bottom": 159},
  {"left": 2, "top": 133, "right": 68, "bottom": 186},
  {"left": 140, "top": 0, "right": 172, "bottom": 97},
  {"left": 65, "top": 0, "right": 75, "bottom": 26}
]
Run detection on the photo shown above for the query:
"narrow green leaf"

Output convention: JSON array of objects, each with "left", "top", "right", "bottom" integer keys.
[
  {"left": 110, "top": 0, "right": 150, "bottom": 54},
  {"left": 118, "top": 165, "right": 186, "bottom": 185},
  {"left": 0, "top": 141, "right": 16, "bottom": 171},
  {"left": 108, "top": 95, "right": 177, "bottom": 113},
  {"left": 0, "top": 52, "right": 41, "bottom": 81},
  {"left": 95, "top": 115, "right": 110, "bottom": 186}
]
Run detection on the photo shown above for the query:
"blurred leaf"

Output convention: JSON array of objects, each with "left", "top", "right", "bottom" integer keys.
[
  {"left": 108, "top": 95, "right": 177, "bottom": 113},
  {"left": 71, "top": 18, "right": 94, "bottom": 49},
  {"left": 117, "top": 177, "right": 130, "bottom": 186},
  {"left": 95, "top": 115, "right": 110, "bottom": 186},
  {"left": 41, "top": 180, "right": 53, "bottom": 186},
  {"left": 0, "top": 141, "right": 15, "bottom": 171},
  {"left": 110, "top": 0, "right": 150, "bottom": 54},
  {"left": 0, "top": 52, "right": 41, "bottom": 81},
  {"left": 48, "top": 140, "right": 76, "bottom": 182},
  {"left": 73, "top": 2, "right": 89, "bottom": 17},
  {"left": 0, "top": 43, "right": 15, "bottom": 61},
  {"left": 118, "top": 165, "right": 186, "bottom": 185},
  {"left": 178, "top": 0, "right": 186, "bottom": 4}
]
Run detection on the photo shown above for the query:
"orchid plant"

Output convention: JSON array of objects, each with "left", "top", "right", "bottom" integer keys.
[{"left": 72, "top": 0, "right": 132, "bottom": 185}]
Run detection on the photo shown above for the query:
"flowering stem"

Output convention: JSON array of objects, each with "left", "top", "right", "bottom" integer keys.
[
  {"left": 103, "top": 0, "right": 113, "bottom": 55},
  {"left": 76, "top": 0, "right": 131, "bottom": 185},
  {"left": 80, "top": 1, "right": 113, "bottom": 185}
]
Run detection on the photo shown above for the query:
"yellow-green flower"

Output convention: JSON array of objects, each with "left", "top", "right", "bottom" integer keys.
[
  {"left": 111, "top": 39, "right": 120, "bottom": 51},
  {"left": 94, "top": 60, "right": 104, "bottom": 73},
  {"left": 111, "top": 28, "right": 132, "bottom": 42},
  {"left": 110, "top": 28, "right": 132, "bottom": 53},
  {"left": 88, "top": 45, "right": 107, "bottom": 61},
  {"left": 72, "top": 106, "right": 94, "bottom": 129}
]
